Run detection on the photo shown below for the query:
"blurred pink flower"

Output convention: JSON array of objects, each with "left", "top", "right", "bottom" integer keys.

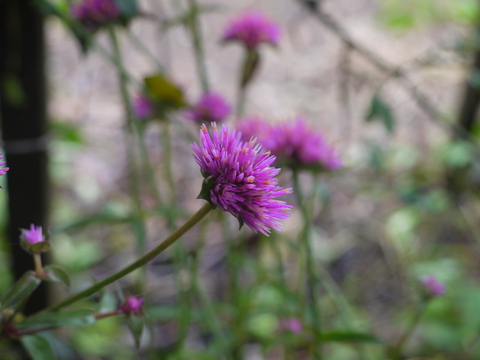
[
  {"left": 238, "top": 117, "right": 342, "bottom": 171},
  {"left": 21, "top": 224, "right": 45, "bottom": 245},
  {"left": 119, "top": 295, "right": 144, "bottom": 315},
  {"left": 133, "top": 93, "right": 154, "bottom": 120},
  {"left": 222, "top": 10, "right": 281, "bottom": 50},
  {"left": 186, "top": 93, "right": 231, "bottom": 123},
  {"left": 421, "top": 275, "right": 445, "bottom": 297},
  {"left": 280, "top": 318, "right": 303, "bottom": 334},
  {"left": 71, "top": 0, "right": 120, "bottom": 30},
  {"left": 0, "top": 153, "right": 9, "bottom": 178}
]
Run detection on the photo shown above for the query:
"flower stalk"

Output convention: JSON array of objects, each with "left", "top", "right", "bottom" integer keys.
[{"left": 38, "top": 202, "right": 213, "bottom": 314}]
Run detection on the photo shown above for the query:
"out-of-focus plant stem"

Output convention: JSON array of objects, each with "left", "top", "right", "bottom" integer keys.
[
  {"left": 38, "top": 202, "right": 213, "bottom": 314},
  {"left": 108, "top": 27, "right": 148, "bottom": 285},
  {"left": 33, "top": 254, "right": 43, "bottom": 279},
  {"left": 390, "top": 301, "right": 426, "bottom": 360},
  {"left": 292, "top": 170, "right": 322, "bottom": 360},
  {"left": 186, "top": 0, "right": 210, "bottom": 93},
  {"left": 126, "top": 31, "right": 165, "bottom": 73}
]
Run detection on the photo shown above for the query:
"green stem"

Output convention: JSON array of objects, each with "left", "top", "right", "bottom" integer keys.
[
  {"left": 126, "top": 31, "right": 165, "bottom": 73},
  {"left": 39, "top": 203, "right": 213, "bottom": 313},
  {"left": 390, "top": 301, "right": 426, "bottom": 359},
  {"left": 161, "top": 120, "right": 178, "bottom": 228},
  {"left": 186, "top": 0, "right": 210, "bottom": 92},
  {"left": 292, "top": 170, "right": 322, "bottom": 360}
]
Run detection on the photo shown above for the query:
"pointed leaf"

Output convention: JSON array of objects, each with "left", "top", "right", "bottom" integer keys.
[
  {"left": 1, "top": 271, "right": 41, "bottom": 311},
  {"left": 365, "top": 94, "right": 395, "bottom": 133},
  {"left": 43, "top": 265, "right": 71, "bottom": 288},
  {"left": 17, "top": 309, "right": 96, "bottom": 330},
  {"left": 20, "top": 334, "right": 57, "bottom": 360},
  {"left": 126, "top": 315, "right": 145, "bottom": 349},
  {"left": 320, "top": 331, "right": 383, "bottom": 343},
  {"left": 99, "top": 290, "right": 118, "bottom": 313}
]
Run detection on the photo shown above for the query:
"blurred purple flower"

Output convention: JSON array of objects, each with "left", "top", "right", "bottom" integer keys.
[
  {"left": 191, "top": 123, "right": 292, "bottom": 236},
  {"left": 268, "top": 118, "right": 342, "bottom": 170},
  {"left": 279, "top": 318, "right": 303, "bottom": 334},
  {"left": 71, "top": 0, "right": 120, "bottom": 30},
  {"left": 237, "top": 116, "right": 272, "bottom": 143},
  {"left": 222, "top": 10, "right": 281, "bottom": 50},
  {"left": 421, "top": 275, "right": 445, "bottom": 297},
  {"left": 0, "top": 153, "right": 9, "bottom": 178},
  {"left": 21, "top": 224, "right": 45, "bottom": 245},
  {"left": 186, "top": 93, "right": 231, "bottom": 123},
  {"left": 133, "top": 93, "right": 154, "bottom": 120},
  {"left": 119, "top": 295, "right": 144, "bottom": 315}
]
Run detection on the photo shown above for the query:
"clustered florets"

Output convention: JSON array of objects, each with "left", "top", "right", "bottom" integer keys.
[
  {"left": 238, "top": 117, "right": 342, "bottom": 171},
  {"left": 191, "top": 123, "right": 292, "bottom": 236},
  {"left": 71, "top": 0, "right": 120, "bottom": 30},
  {"left": 186, "top": 93, "right": 231, "bottom": 124},
  {"left": 222, "top": 11, "right": 281, "bottom": 50}
]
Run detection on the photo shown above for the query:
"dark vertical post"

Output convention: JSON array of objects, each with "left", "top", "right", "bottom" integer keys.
[{"left": 0, "top": 0, "right": 49, "bottom": 314}]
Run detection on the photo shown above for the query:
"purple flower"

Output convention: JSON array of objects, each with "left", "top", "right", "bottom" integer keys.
[
  {"left": 186, "top": 93, "right": 231, "bottom": 124},
  {"left": 222, "top": 10, "right": 281, "bottom": 50},
  {"left": 421, "top": 275, "right": 445, "bottom": 297},
  {"left": 237, "top": 116, "right": 272, "bottom": 143},
  {"left": 119, "top": 295, "right": 144, "bottom": 315},
  {"left": 279, "top": 318, "right": 303, "bottom": 334},
  {"left": 21, "top": 224, "right": 45, "bottom": 245},
  {"left": 71, "top": 0, "right": 120, "bottom": 30},
  {"left": 0, "top": 153, "right": 9, "bottom": 178},
  {"left": 244, "top": 117, "right": 342, "bottom": 171},
  {"left": 133, "top": 93, "right": 154, "bottom": 120},
  {"left": 191, "top": 123, "right": 292, "bottom": 236}
]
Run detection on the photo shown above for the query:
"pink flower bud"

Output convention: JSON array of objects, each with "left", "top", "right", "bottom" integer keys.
[
  {"left": 421, "top": 275, "right": 445, "bottom": 297},
  {"left": 119, "top": 295, "right": 144, "bottom": 315}
]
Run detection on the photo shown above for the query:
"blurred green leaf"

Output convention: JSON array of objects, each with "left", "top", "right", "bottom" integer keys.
[
  {"left": 442, "top": 141, "right": 474, "bottom": 168},
  {"left": 43, "top": 265, "right": 71, "bottom": 288},
  {"left": 50, "top": 122, "right": 84, "bottom": 144},
  {"left": 2, "top": 75, "right": 25, "bottom": 107},
  {"left": 1, "top": 271, "right": 41, "bottom": 311},
  {"left": 99, "top": 290, "right": 118, "bottom": 313},
  {"left": 144, "top": 74, "right": 187, "bottom": 111},
  {"left": 365, "top": 93, "right": 395, "bottom": 133},
  {"left": 115, "top": 0, "right": 138, "bottom": 20},
  {"left": 126, "top": 315, "right": 144, "bottom": 348},
  {"left": 247, "top": 313, "right": 278, "bottom": 340},
  {"left": 20, "top": 334, "right": 58, "bottom": 360},
  {"left": 320, "top": 331, "right": 383, "bottom": 343},
  {"left": 17, "top": 309, "right": 96, "bottom": 329}
]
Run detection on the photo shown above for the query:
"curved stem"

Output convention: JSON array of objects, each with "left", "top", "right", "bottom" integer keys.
[{"left": 39, "top": 203, "right": 213, "bottom": 314}]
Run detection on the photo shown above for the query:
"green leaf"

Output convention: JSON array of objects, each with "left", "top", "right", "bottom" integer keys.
[
  {"left": 365, "top": 93, "right": 395, "bottom": 133},
  {"left": 144, "top": 74, "right": 187, "bottom": 111},
  {"left": 50, "top": 122, "right": 84, "bottom": 144},
  {"left": 20, "top": 334, "right": 58, "bottom": 360},
  {"left": 126, "top": 315, "right": 145, "bottom": 348},
  {"left": 1, "top": 271, "right": 41, "bottom": 311},
  {"left": 43, "top": 265, "right": 71, "bottom": 288},
  {"left": 17, "top": 309, "right": 96, "bottom": 330},
  {"left": 2, "top": 75, "right": 25, "bottom": 107},
  {"left": 99, "top": 290, "right": 118, "bottom": 313},
  {"left": 320, "top": 331, "right": 383, "bottom": 343}
]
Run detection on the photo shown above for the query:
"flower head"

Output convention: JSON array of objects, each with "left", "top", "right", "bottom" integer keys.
[
  {"left": 237, "top": 116, "right": 272, "bottom": 143},
  {"left": 421, "top": 275, "right": 445, "bottom": 297},
  {"left": 242, "top": 117, "right": 342, "bottom": 171},
  {"left": 279, "top": 318, "right": 303, "bottom": 334},
  {"left": 71, "top": 0, "right": 120, "bottom": 30},
  {"left": 191, "top": 123, "right": 292, "bottom": 236},
  {"left": 21, "top": 224, "right": 45, "bottom": 245},
  {"left": 186, "top": 93, "right": 231, "bottom": 124},
  {"left": 133, "top": 93, "right": 154, "bottom": 120},
  {"left": 222, "top": 11, "right": 281, "bottom": 50},
  {"left": 119, "top": 295, "right": 144, "bottom": 315},
  {"left": 0, "top": 153, "right": 9, "bottom": 178}
]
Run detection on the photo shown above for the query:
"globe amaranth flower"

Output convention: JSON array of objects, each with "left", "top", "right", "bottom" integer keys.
[
  {"left": 279, "top": 318, "right": 303, "bottom": 334},
  {"left": 0, "top": 153, "right": 9, "bottom": 179},
  {"left": 20, "top": 224, "right": 50, "bottom": 254},
  {"left": 71, "top": 0, "right": 120, "bottom": 30},
  {"left": 421, "top": 275, "right": 445, "bottom": 297},
  {"left": 119, "top": 295, "right": 144, "bottom": 315},
  {"left": 237, "top": 116, "right": 272, "bottom": 143},
  {"left": 186, "top": 93, "right": 231, "bottom": 124},
  {"left": 239, "top": 117, "right": 342, "bottom": 171},
  {"left": 191, "top": 123, "right": 292, "bottom": 236},
  {"left": 133, "top": 93, "right": 155, "bottom": 120},
  {"left": 222, "top": 10, "right": 281, "bottom": 50}
]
